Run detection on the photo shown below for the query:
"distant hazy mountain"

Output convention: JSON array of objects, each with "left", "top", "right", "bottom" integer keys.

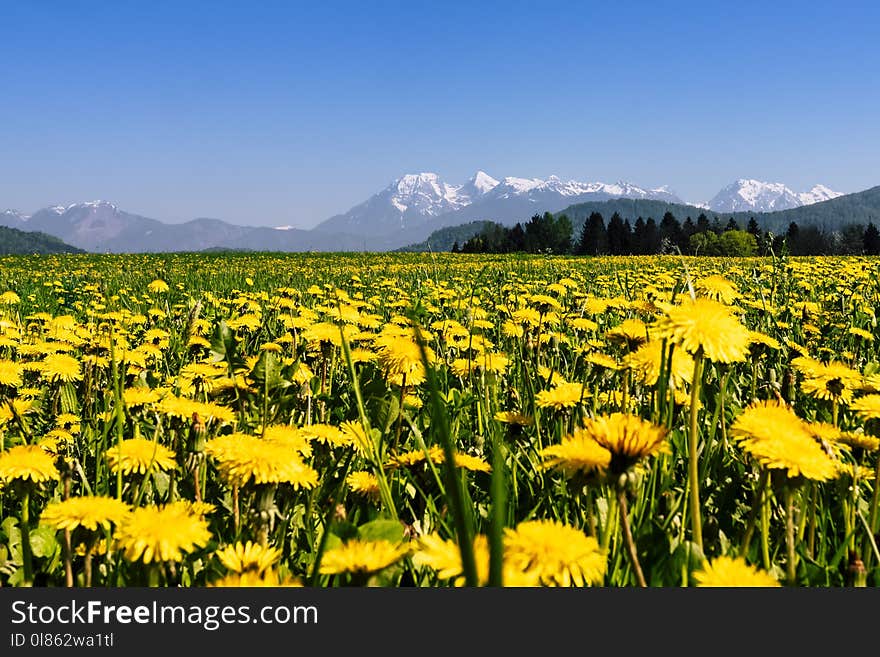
[
  {"left": 708, "top": 179, "right": 842, "bottom": 213},
  {"left": 3, "top": 175, "right": 871, "bottom": 254},
  {"left": 0, "top": 209, "right": 27, "bottom": 227},
  {"left": 5, "top": 200, "right": 410, "bottom": 252}
]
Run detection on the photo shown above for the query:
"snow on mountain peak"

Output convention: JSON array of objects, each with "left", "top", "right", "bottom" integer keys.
[
  {"left": 798, "top": 184, "right": 843, "bottom": 205},
  {"left": 79, "top": 200, "right": 117, "bottom": 210},
  {"left": 708, "top": 179, "right": 842, "bottom": 213},
  {"left": 386, "top": 172, "right": 466, "bottom": 215},
  {"left": 469, "top": 170, "right": 500, "bottom": 194}
]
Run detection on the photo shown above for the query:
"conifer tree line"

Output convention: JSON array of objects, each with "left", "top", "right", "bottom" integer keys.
[{"left": 451, "top": 210, "right": 880, "bottom": 256}]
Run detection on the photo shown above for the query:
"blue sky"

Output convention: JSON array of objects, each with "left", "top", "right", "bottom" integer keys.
[{"left": 1, "top": 1, "right": 878, "bottom": 228}]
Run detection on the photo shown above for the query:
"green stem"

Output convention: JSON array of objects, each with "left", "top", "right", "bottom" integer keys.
[
  {"left": 617, "top": 487, "right": 646, "bottom": 587},
  {"left": 601, "top": 488, "right": 618, "bottom": 554},
  {"left": 740, "top": 469, "right": 769, "bottom": 559},
  {"left": 785, "top": 485, "right": 798, "bottom": 586},
  {"left": 761, "top": 481, "right": 771, "bottom": 571},
  {"left": 688, "top": 351, "right": 704, "bottom": 551},
  {"left": 20, "top": 488, "right": 33, "bottom": 586}
]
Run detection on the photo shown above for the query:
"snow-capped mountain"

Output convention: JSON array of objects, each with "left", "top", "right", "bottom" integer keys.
[
  {"left": 708, "top": 179, "right": 843, "bottom": 213},
  {"left": 486, "top": 176, "right": 679, "bottom": 202},
  {"left": 313, "top": 171, "right": 682, "bottom": 237},
  {"left": 0, "top": 209, "right": 27, "bottom": 227}
]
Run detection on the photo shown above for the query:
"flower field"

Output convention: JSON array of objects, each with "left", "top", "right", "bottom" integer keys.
[{"left": 0, "top": 251, "right": 879, "bottom": 587}]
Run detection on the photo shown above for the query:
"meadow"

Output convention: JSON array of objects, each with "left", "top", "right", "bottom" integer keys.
[{"left": 0, "top": 251, "right": 878, "bottom": 587}]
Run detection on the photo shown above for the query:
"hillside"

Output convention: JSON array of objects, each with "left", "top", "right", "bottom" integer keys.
[
  {"left": 401, "top": 185, "right": 880, "bottom": 252},
  {"left": 395, "top": 221, "right": 496, "bottom": 252},
  {"left": 559, "top": 186, "right": 880, "bottom": 236},
  {"left": 0, "top": 225, "right": 85, "bottom": 254}
]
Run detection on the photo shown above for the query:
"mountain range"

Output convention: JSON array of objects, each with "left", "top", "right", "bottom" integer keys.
[{"left": 0, "top": 174, "right": 867, "bottom": 253}]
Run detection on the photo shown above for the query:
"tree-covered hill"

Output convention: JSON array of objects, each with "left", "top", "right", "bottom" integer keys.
[
  {"left": 0, "top": 225, "right": 85, "bottom": 254},
  {"left": 395, "top": 221, "right": 496, "bottom": 252}
]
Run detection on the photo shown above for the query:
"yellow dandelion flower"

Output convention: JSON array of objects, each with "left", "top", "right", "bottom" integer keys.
[
  {"left": 385, "top": 446, "right": 443, "bottom": 470},
  {"left": 0, "top": 360, "right": 23, "bottom": 387},
  {"left": 40, "top": 496, "right": 130, "bottom": 532},
  {"left": 540, "top": 429, "right": 612, "bottom": 477},
  {"left": 800, "top": 361, "right": 863, "bottom": 404},
  {"left": 605, "top": 318, "right": 649, "bottom": 350},
  {"left": 115, "top": 503, "right": 211, "bottom": 564},
  {"left": 302, "top": 322, "right": 343, "bottom": 348},
  {"left": 215, "top": 540, "right": 282, "bottom": 574},
  {"left": 347, "top": 471, "right": 381, "bottom": 499},
  {"left": 583, "top": 351, "right": 620, "bottom": 370},
  {"left": 851, "top": 394, "right": 880, "bottom": 421},
  {"left": 209, "top": 571, "right": 302, "bottom": 587},
  {"left": 535, "top": 382, "right": 588, "bottom": 411},
  {"left": 0, "top": 290, "right": 21, "bottom": 305},
  {"left": 39, "top": 353, "right": 82, "bottom": 382},
  {"left": 412, "top": 533, "right": 465, "bottom": 580},
  {"left": 494, "top": 411, "right": 534, "bottom": 426},
  {"left": 696, "top": 275, "right": 740, "bottom": 305},
  {"left": 299, "top": 423, "right": 349, "bottom": 447},
  {"left": 654, "top": 297, "right": 750, "bottom": 363},
  {"left": 625, "top": 340, "right": 695, "bottom": 388},
  {"left": 205, "top": 433, "right": 318, "bottom": 488},
  {"left": 123, "top": 386, "right": 161, "bottom": 408},
  {"left": 0, "top": 444, "right": 60, "bottom": 484},
  {"left": 747, "top": 330, "right": 782, "bottom": 352},
  {"left": 834, "top": 431, "right": 879, "bottom": 453},
  {"left": 413, "top": 534, "right": 540, "bottom": 587},
  {"left": 503, "top": 520, "right": 607, "bottom": 587},
  {"left": 578, "top": 413, "right": 668, "bottom": 472},
  {"left": 262, "top": 425, "right": 313, "bottom": 457},
  {"left": 730, "top": 400, "right": 837, "bottom": 481},
  {"left": 849, "top": 327, "right": 874, "bottom": 342},
  {"left": 375, "top": 334, "right": 434, "bottom": 387},
  {"left": 105, "top": 438, "right": 177, "bottom": 476},
  {"left": 147, "top": 279, "right": 170, "bottom": 294},
  {"left": 694, "top": 556, "right": 780, "bottom": 587},
  {"left": 318, "top": 539, "right": 410, "bottom": 576}
]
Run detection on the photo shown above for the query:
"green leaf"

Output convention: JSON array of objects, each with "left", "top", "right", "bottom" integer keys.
[
  {"left": 671, "top": 539, "right": 706, "bottom": 584},
  {"left": 366, "top": 394, "right": 400, "bottom": 435},
  {"left": 357, "top": 519, "right": 404, "bottom": 544},
  {"left": 209, "top": 320, "right": 236, "bottom": 363},
  {"left": 1, "top": 516, "right": 18, "bottom": 540},
  {"left": 322, "top": 533, "right": 343, "bottom": 552},
  {"left": 251, "top": 350, "right": 287, "bottom": 390},
  {"left": 29, "top": 527, "right": 59, "bottom": 559},
  {"left": 153, "top": 470, "right": 170, "bottom": 498},
  {"left": 60, "top": 382, "right": 79, "bottom": 414},
  {"left": 330, "top": 521, "right": 358, "bottom": 542}
]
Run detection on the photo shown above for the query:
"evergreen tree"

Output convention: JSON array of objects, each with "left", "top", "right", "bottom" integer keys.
[
  {"left": 643, "top": 217, "right": 661, "bottom": 254},
  {"left": 576, "top": 212, "right": 608, "bottom": 255},
  {"left": 725, "top": 218, "right": 741, "bottom": 232},
  {"left": 659, "top": 211, "right": 683, "bottom": 252},
  {"left": 682, "top": 216, "right": 696, "bottom": 242},
  {"left": 747, "top": 217, "right": 761, "bottom": 237},
  {"left": 696, "top": 213, "right": 710, "bottom": 234},
  {"left": 451, "top": 240, "right": 460, "bottom": 253},
  {"left": 631, "top": 217, "right": 646, "bottom": 255},
  {"left": 786, "top": 222, "right": 800, "bottom": 254},
  {"left": 864, "top": 222, "right": 880, "bottom": 255},
  {"left": 553, "top": 213, "right": 573, "bottom": 254},
  {"left": 622, "top": 219, "right": 633, "bottom": 254},
  {"left": 606, "top": 212, "right": 627, "bottom": 255},
  {"left": 506, "top": 223, "right": 526, "bottom": 253}
]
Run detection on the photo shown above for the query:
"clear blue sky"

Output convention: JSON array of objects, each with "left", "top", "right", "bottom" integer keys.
[{"left": 1, "top": 1, "right": 878, "bottom": 228}]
